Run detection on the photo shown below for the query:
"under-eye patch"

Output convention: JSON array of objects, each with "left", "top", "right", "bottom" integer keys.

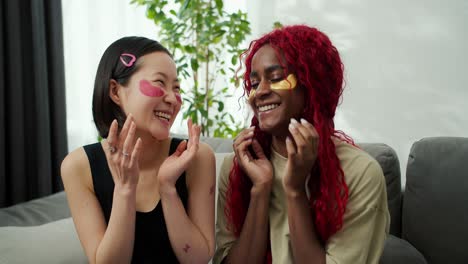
[
  {"left": 248, "top": 89, "right": 256, "bottom": 101},
  {"left": 270, "top": 74, "right": 297, "bottom": 90},
  {"left": 139, "top": 80, "right": 165, "bottom": 97}
]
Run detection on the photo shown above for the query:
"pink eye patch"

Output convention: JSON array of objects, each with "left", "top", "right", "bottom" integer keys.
[
  {"left": 175, "top": 93, "right": 182, "bottom": 104},
  {"left": 139, "top": 80, "right": 165, "bottom": 97}
]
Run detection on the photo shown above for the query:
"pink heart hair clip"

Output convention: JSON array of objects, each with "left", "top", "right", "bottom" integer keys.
[{"left": 120, "top": 53, "right": 136, "bottom": 67}]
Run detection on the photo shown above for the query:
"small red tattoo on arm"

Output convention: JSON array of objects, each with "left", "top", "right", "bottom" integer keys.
[
  {"left": 183, "top": 243, "right": 191, "bottom": 253},
  {"left": 209, "top": 185, "right": 215, "bottom": 195}
]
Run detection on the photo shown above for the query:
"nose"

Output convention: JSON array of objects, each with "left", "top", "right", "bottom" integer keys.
[
  {"left": 254, "top": 79, "right": 272, "bottom": 99},
  {"left": 164, "top": 90, "right": 181, "bottom": 105}
]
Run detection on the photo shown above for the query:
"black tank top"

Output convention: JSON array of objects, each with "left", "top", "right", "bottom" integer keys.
[{"left": 84, "top": 138, "right": 188, "bottom": 263}]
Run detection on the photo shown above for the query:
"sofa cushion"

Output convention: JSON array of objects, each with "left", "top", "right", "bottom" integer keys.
[
  {"left": 403, "top": 137, "right": 468, "bottom": 264},
  {"left": 379, "top": 235, "right": 427, "bottom": 264},
  {"left": 0, "top": 217, "right": 87, "bottom": 263},
  {"left": 214, "top": 153, "right": 232, "bottom": 219},
  {"left": 202, "top": 136, "right": 234, "bottom": 153},
  {"left": 359, "top": 143, "right": 402, "bottom": 237},
  {"left": 0, "top": 191, "right": 70, "bottom": 227}
]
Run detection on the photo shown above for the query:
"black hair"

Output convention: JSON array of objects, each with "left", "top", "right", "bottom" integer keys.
[{"left": 92, "top": 36, "right": 171, "bottom": 138}]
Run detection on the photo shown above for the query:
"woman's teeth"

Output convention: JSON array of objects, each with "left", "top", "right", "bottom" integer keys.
[
  {"left": 154, "top": 111, "right": 171, "bottom": 121},
  {"left": 258, "top": 104, "right": 279, "bottom": 112}
]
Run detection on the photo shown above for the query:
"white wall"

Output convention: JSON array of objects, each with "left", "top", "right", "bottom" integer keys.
[
  {"left": 63, "top": 0, "right": 468, "bottom": 184},
  {"left": 247, "top": 0, "right": 468, "bottom": 181}
]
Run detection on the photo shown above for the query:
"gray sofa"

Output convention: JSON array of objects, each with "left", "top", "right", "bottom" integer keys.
[{"left": 1, "top": 136, "right": 467, "bottom": 263}]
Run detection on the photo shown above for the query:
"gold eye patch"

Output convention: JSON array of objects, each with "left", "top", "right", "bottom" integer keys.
[
  {"left": 247, "top": 74, "right": 297, "bottom": 100},
  {"left": 248, "top": 89, "right": 256, "bottom": 101},
  {"left": 270, "top": 74, "right": 297, "bottom": 90}
]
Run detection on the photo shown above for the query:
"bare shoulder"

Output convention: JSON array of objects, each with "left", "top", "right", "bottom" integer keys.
[
  {"left": 187, "top": 142, "right": 216, "bottom": 186},
  {"left": 198, "top": 141, "right": 215, "bottom": 157},
  {"left": 61, "top": 146, "right": 93, "bottom": 190}
]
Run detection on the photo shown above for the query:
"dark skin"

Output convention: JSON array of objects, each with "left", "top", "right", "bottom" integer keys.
[{"left": 225, "top": 44, "right": 325, "bottom": 263}]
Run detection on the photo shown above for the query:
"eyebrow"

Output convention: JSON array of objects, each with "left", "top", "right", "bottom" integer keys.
[{"left": 250, "top": 65, "right": 285, "bottom": 79}]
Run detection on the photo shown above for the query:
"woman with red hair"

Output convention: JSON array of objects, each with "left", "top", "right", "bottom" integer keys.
[{"left": 214, "top": 25, "right": 390, "bottom": 264}]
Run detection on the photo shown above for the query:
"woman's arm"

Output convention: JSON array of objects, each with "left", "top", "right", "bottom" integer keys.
[
  {"left": 283, "top": 118, "right": 325, "bottom": 264},
  {"left": 221, "top": 128, "right": 274, "bottom": 263},
  {"left": 160, "top": 142, "right": 216, "bottom": 263},
  {"left": 223, "top": 181, "right": 272, "bottom": 264},
  {"left": 285, "top": 189, "right": 325, "bottom": 264},
  {"left": 62, "top": 116, "right": 142, "bottom": 264},
  {"left": 61, "top": 148, "right": 137, "bottom": 264}
]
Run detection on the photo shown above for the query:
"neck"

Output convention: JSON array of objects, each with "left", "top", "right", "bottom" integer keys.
[
  {"left": 272, "top": 134, "right": 288, "bottom": 157},
  {"left": 133, "top": 130, "right": 171, "bottom": 169}
]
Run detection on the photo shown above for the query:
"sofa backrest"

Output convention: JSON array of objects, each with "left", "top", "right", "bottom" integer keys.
[
  {"left": 359, "top": 143, "right": 402, "bottom": 237},
  {"left": 402, "top": 137, "right": 468, "bottom": 264}
]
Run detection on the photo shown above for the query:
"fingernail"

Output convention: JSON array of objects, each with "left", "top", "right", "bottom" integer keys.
[
  {"left": 290, "top": 118, "right": 298, "bottom": 124},
  {"left": 300, "top": 118, "right": 308, "bottom": 124},
  {"left": 289, "top": 123, "right": 295, "bottom": 131}
]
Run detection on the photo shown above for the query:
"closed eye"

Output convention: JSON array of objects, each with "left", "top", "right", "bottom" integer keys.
[
  {"left": 154, "top": 80, "right": 165, "bottom": 86},
  {"left": 271, "top": 76, "right": 285, "bottom": 83}
]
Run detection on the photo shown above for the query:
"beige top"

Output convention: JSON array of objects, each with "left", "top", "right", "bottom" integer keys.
[{"left": 214, "top": 140, "right": 390, "bottom": 264}]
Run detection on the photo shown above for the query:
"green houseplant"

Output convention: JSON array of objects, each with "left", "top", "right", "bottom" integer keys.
[{"left": 132, "top": 0, "right": 251, "bottom": 138}]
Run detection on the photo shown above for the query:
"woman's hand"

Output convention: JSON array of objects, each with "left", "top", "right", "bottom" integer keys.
[
  {"left": 233, "top": 126, "right": 273, "bottom": 188},
  {"left": 158, "top": 119, "right": 201, "bottom": 193},
  {"left": 283, "top": 118, "right": 319, "bottom": 194},
  {"left": 105, "top": 114, "right": 143, "bottom": 192}
]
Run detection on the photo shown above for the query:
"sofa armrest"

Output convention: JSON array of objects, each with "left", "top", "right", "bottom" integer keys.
[{"left": 0, "top": 191, "right": 70, "bottom": 227}]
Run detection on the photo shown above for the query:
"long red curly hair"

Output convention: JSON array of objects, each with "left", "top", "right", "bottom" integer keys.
[{"left": 225, "top": 25, "right": 353, "bottom": 256}]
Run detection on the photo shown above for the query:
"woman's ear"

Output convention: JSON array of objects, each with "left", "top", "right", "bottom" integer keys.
[{"left": 109, "top": 79, "right": 122, "bottom": 106}]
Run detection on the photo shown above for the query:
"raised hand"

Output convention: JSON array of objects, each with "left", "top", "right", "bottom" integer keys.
[
  {"left": 233, "top": 126, "right": 273, "bottom": 187},
  {"left": 283, "top": 118, "right": 319, "bottom": 194},
  {"left": 105, "top": 114, "right": 143, "bottom": 190},
  {"left": 158, "top": 119, "right": 201, "bottom": 191}
]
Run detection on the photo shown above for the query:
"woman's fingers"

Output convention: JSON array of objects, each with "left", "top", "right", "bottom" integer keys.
[
  {"left": 234, "top": 135, "right": 252, "bottom": 154},
  {"left": 186, "top": 119, "right": 200, "bottom": 157},
  {"left": 173, "top": 140, "right": 188, "bottom": 157},
  {"left": 289, "top": 118, "right": 319, "bottom": 156},
  {"left": 187, "top": 118, "right": 193, "bottom": 149},
  {"left": 121, "top": 121, "right": 136, "bottom": 167},
  {"left": 233, "top": 127, "right": 254, "bottom": 150},
  {"left": 107, "top": 119, "right": 118, "bottom": 154},
  {"left": 119, "top": 114, "right": 133, "bottom": 149},
  {"left": 129, "top": 138, "right": 142, "bottom": 169},
  {"left": 233, "top": 127, "right": 255, "bottom": 161},
  {"left": 191, "top": 123, "right": 200, "bottom": 148},
  {"left": 251, "top": 139, "right": 266, "bottom": 160},
  {"left": 299, "top": 118, "right": 318, "bottom": 138},
  {"left": 286, "top": 136, "right": 296, "bottom": 158}
]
